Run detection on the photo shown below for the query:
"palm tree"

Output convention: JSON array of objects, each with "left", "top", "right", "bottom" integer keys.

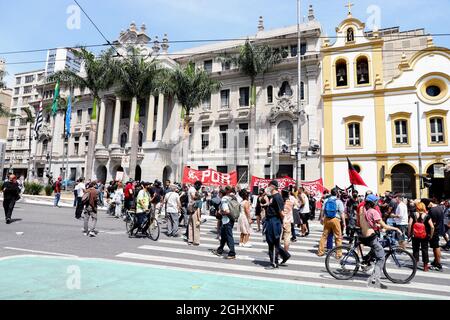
[
  {"left": 221, "top": 40, "right": 283, "bottom": 178},
  {"left": 0, "top": 102, "right": 14, "bottom": 118},
  {"left": 21, "top": 107, "right": 35, "bottom": 181},
  {"left": 160, "top": 62, "right": 221, "bottom": 177},
  {"left": 114, "top": 46, "right": 164, "bottom": 180},
  {"left": 48, "top": 48, "right": 116, "bottom": 180}
]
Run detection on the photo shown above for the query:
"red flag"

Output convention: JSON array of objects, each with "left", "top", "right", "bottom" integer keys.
[
  {"left": 347, "top": 158, "right": 368, "bottom": 187},
  {"left": 182, "top": 167, "right": 237, "bottom": 186}
]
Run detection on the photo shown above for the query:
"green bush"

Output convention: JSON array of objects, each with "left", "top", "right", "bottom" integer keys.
[
  {"left": 44, "top": 185, "right": 53, "bottom": 196},
  {"left": 24, "top": 182, "right": 44, "bottom": 195}
]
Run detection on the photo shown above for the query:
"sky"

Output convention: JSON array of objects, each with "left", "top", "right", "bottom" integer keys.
[{"left": 1, "top": 0, "right": 449, "bottom": 86}]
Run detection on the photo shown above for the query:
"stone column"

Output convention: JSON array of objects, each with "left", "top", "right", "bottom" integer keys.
[
  {"left": 96, "top": 98, "right": 107, "bottom": 147},
  {"left": 146, "top": 95, "right": 155, "bottom": 142},
  {"left": 129, "top": 97, "right": 138, "bottom": 140},
  {"left": 155, "top": 94, "right": 164, "bottom": 141},
  {"left": 111, "top": 97, "right": 121, "bottom": 147}
]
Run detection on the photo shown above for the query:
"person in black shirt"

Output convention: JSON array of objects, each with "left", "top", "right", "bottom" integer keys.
[
  {"left": 264, "top": 180, "right": 291, "bottom": 269},
  {"left": 428, "top": 200, "right": 444, "bottom": 271},
  {"left": 2, "top": 174, "right": 21, "bottom": 224}
]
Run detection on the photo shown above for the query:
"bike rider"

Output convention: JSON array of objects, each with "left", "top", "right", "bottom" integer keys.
[
  {"left": 359, "top": 194, "right": 402, "bottom": 289},
  {"left": 134, "top": 182, "right": 151, "bottom": 235}
]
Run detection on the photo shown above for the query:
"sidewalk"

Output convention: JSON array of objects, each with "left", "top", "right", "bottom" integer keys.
[{"left": 0, "top": 194, "right": 108, "bottom": 211}]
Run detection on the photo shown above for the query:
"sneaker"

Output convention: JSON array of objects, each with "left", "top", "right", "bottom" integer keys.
[
  {"left": 280, "top": 255, "right": 291, "bottom": 265},
  {"left": 211, "top": 250, "right": 223, "bottom": 257},
  {"left": 430, "top": 264, "right": 443, "bottom": 271},
  {"left": 5, "top": 218, "right": 11, "bottom": 225},
  {"left": 226, "top": 255, "right": 236, "bottom": 260},
  {"left": 291, "top": 238, "right": 297, "bottom": 243}
]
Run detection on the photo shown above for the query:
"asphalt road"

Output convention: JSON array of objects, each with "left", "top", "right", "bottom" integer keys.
[{"left": 0, "top": 201, "right": 449, "bottom": 300}]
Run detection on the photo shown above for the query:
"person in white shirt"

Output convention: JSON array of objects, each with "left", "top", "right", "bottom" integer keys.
[
  {"left": 392, "top": 194, "right": 409, "bottom": 249},
  {"left": 165, "top": 185, "right": 181, "bottom": 237},
  {"left": 299, "top": 188, "right": 310, "bottom": 237},
  {"left": 74, "top": 178, "right": 86, "bottom": 220},
  {"left": 113, "top": 182, "right": 124, "bottom": 218}
]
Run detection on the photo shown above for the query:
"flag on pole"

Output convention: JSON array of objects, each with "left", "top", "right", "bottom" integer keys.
[
  {"left": 65, "top": 95, "right": 72, "bottom": 138},
  {"left": 347, "top": 158, "right": 368, "bottom": 187},
  {"left": 51, "top": 81, "right": 60, "bottom": 117},
  {"left": 34, "top": 101, "right": 43, "bottom": 139}
]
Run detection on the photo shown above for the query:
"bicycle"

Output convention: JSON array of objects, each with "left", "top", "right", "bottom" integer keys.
[
  {"left": 125, "top": 209, "right": 160, "bottom": 241},
  {"left": 325, "top": 228, "right": 417, "bottom": 284}
]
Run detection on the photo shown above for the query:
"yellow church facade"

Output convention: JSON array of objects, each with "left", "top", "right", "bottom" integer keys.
[{"left": 321, "top": 12, "right": 450, "bottom": 200}]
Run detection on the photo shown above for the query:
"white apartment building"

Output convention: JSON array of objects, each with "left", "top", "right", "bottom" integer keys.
[{"left": 45, "top": 48, "right": 82, "bottom": 76}]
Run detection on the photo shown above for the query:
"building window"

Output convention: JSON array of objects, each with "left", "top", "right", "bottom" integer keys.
[
  {"left": 121, "top": 101, "right": 131, "bottom": 119},
  {"left": 74, "top": 137, "right": 80, "bottom": 155},
  {"left": 395, "top": 120, "right": 409, "bottom": 145},
  {"left": 14, "top": 88, "right": 20, "bottom": 95},
  {"left": 281, "top": 46, "right": 289, "bottom": 59},
  {"left": 204, "top": 60, "right": 213, "bottom": 73},
  {"left": 239, "top": 87, "right": 250, "bottom": 107},
  {"left": 217, "top": 166, "right": 228, "bottom": 174},
  {"left": 85, "top": 138, "right": 89, "bottom": 152},
  {"left": 347, "top": 28, "right": 355, "bottom": 42},
  {"left": 267, "top": 86, "right": 273, "bottom": 103},
  {"left": 42, "top": 140, "right": 48, "bottom": 155},
  {"left": 9, "top": 119, "right": 15, "bottom": 127},
  {"left": 16, "top": 77, "right": 21, "bottom": 85},
  {"left": 300, "top": 43, "right": 307, "bottom": 56},
  {"left": 300, "top": 82, "right": 305, "bottom": 100},
  {"left": 88, "top": 108, "right": 93, "bottom": 119},
  {"left": 77, "top": 110, "right": 82, "bottom": 124},
  {"left": 23, "top": 86, "right": 32, "bottom": 94},
  {"left": 348, "top": 123, "right": 361, "bottom": 147},
  {"left": 278, "top": 120, "right": 293, "bottom": 151},
  {"left": 13, "top": 98, "right": 19, "bottom": 106},
  {"left": 138, "top": 131, "right": 144, "bottom": 147},
  {"left": 25, "top": 75, "right": 34, "bottom": 83},
  {"left": 201, "top": 126, "right": 210, "bottom": 150},
  {"left": 290, "top": 45, "right": 298, "bottom": 57},
  {"left": 202, "top": 95, "right": 211, "bottom": 110},
  {"left": 120, "top": 133, "right": 128, "bottom": 148},
  {"left": 220, "top": 125, "right": 228, "bottom": 149},
  {"left": 220, "top": 90, "right": 230, "bottom": 108},
  {"left": 222, "top": 61, "right": 231, "bottom": 71},
  {"left": 139, "top": 101, "right": 146, "bottom": 117},
  {"left": 278, "top": 81, "right": 293, "bottom": 98},
  {"left": 426, "top": 86, "right": 441, "bottom": 97},
  {"left": 430, "top": 117, "right": 444, "bottom": 143},
  {"left": 237, "top": 166, "right": 249, "bottom": 184},
  {"left": 154, "top": 96, "right": 159, "bottom": 116},
  {"left": 336, "top": 59, "right": 348, "bottom": 87},
  {"left": 239, "top": 123, "right": 249, "bottom": 149},
  {"left": 356, "top": 56, "right": 370, "bottom": 85}
]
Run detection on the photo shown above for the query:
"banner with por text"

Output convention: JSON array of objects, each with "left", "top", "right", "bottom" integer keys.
[
  {"left": 250, "top": 176, "right": 297, "bottom": 190},
  {"left": 182, "top": 167, "right": 238, "bottom": 186}
]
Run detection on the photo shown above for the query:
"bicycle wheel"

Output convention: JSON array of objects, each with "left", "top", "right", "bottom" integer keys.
[
  {"left": 126, "top": 216, "right": 135, "bottom": 237},
  {"left": 383, "top": 248, "right": 417, "bottom": 284},
  {"left": 148, "top": 218, "right": 160, "bottom": 241},
  {"left": 325, "top": 246, "right": 360, "bottom": 280}
]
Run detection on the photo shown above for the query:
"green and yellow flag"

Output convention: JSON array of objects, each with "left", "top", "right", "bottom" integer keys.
[{"left": 51, "top": 81, "right": 60, "bottom": 117}]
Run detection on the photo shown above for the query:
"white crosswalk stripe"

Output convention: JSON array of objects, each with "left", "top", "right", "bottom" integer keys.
[{"left": 115, "top": 218, "right": 450, "bottom": 299}]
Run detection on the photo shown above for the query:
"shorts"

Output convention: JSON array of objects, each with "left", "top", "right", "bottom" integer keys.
[
  {"left": 395, "top": 224, "right": 408, "bottom": 242},
  {"left": 300, "top": 212, "right": 310, "bottom": 224},
  {"left": 282, "top": 224, "right": 292, "bottom": 244},
  {"left": 429, "top": 235, "right": 440, "bottom": 249}
]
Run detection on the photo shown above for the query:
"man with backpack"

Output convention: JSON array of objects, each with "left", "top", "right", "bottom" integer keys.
[
  {"left": 317, "top": 188, "right": 345, "bottom": 257},
  {"left": 212, "top": 186, "right": 237, "bottom": 260}
]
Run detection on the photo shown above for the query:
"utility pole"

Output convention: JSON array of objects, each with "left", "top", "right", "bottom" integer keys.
[
  {"left": 296, "top": 0, "right": 303, "bottom": 187},
  {"left": 416, "top": 101, "right": 423, "bottom": 199}
]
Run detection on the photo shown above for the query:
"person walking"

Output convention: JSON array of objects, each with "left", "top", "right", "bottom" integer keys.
[
  {"left": 256, "top": 189, "right": 269, "bottom": 233},
  {"left": 391, "top": 194, "right": 409, "bottom": 249},
  {"left": 212, "top": 187, "right": 237, "bottom": 259},
  {"left": 281, "top": 188, "right": 294, "bottom": 252},
  {"left": 113, "top": 182, "right": 124, "bottom": 218},
  {"left": 298, "top": 188, "right": 310, "bottom": 237},
  {"left": 264, "top": 181, "right": 291, "bottom": 269},
  {"left": 317, "top": 188, "right": 345, "bottom": 257},
  {"left": 165, "top": 184, "right": 181, "bottom": 237},
  {"left": 97, "top": 181, "right": 105, "bottom": 207},
  {"left": 74, "top": 178, "right": 86, "bottom": 220},
  {"left": 188, "top": 193, "right": 202, "bottom": 246},
  {"left": 53, "top": 176, "right": 62, "bottom": 208},
  {"left": 238, "top": 189, "right": 252, "bottom": 247},
  {"left": 83, "top": 182, "right": 99, "bottom": 237},
  {"left": 408, "top": 202, "right": 434, "bottom": 272},
  {"left": 2, "top": 174, "right": 21, "bottom": 224},
  {"left": 427, "top": 199, "right": 445, "bottom": 271}
]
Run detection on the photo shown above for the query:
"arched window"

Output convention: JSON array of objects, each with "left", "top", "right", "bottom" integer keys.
[
  {"left": 278, "top": 120, "right": 293, "bottom": 151},
  {"left": 278, "top": 81, "right": 293, "bottom": 98},
  {"left": 356, "top": 56, "right": 370, "bottom": 85},
  {"left": 138, "top": 131, "right": 144, "bottom": 147},
  {"left": 120, "top": 133, "right": 128, "bottom": 148},
  {"left": 394, "top": 120, "right": 409, "bottom": 145},
  {"left": 336, "top": 59, "right": 348, "bottom": 87},
  {"left": 267, "top": 86, "right": 273, "bottom": 103},
  {"left": 42, "top": 140, "right": 48, "bottom": 154},
  {"left": 347, "top": 28, "right": 355, "bottom": 42}
]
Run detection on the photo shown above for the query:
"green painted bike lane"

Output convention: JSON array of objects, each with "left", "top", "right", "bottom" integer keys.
[{"left": 0, "top": 255, "right": 427, "bottom": 300}]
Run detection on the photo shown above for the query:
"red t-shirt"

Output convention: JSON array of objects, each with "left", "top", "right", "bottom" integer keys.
[
  {"left": 124, "top": 184, "right": 134, "bottom": 200},
  {"left": 357, "top": 201, "right": 381, "bottom": 227},
  {"left": 55, "top": 181, "right": 61, "bottom": 193}
]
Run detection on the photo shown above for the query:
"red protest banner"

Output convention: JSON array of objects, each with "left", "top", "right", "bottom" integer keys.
[
  {"left": 250, "top": 176, "right": 297, "bottom": 190},
  {"left": 301, "top": 178, "right": 325, "bottom": 198},
  {"left": 182, "top": 167, "right": 238, "bottom": 186}
]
